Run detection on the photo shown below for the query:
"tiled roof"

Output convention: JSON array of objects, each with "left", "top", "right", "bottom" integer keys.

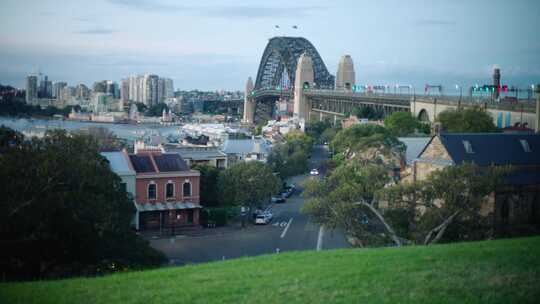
[
  {"left": 153, "top": 153, "right": 189, "bottom": 172},
  {"left": 222, "top": 139, "right": 270, "bottom": 155},
  {"left": 398, "top": 137, "right": 431, "bottom": 165},
  {"left": 129, "top": 155, "right": 155, "bottom": 173},
  {"left": 439, "top": 133, "right": 540, "bottom": 166}
]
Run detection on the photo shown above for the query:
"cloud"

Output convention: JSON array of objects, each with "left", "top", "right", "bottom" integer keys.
[
  {"left": 73, "top": 17, "right": 91, "bottom": 22},
  {"left": 415, "top": 19, "right": 456, "bottom": 27},
  {"left": 107, "top": 0, "right": 184, "bottom": 12},
  {"left": 73, "top": 28, "right": 117, "bottom": 35},
  {"left": 107, "top": 0, "right": 323, "bottom": 18}
]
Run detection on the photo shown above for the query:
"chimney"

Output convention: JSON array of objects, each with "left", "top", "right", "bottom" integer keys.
[{"left": 534, "top": 84, "right": 540, "bottom": 134}]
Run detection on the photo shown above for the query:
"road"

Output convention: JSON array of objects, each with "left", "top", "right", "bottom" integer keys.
[{"left": 150, "top": 145, "right": 350, "bottom": 265}]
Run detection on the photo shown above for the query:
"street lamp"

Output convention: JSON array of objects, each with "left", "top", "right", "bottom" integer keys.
[{"left": 409, "top": 85, "right": 415, "bottom": 99}]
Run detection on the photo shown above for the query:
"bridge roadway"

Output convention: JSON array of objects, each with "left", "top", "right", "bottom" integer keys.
[{"left": 251, "top": 88, "right": 537, "bottom": 127}]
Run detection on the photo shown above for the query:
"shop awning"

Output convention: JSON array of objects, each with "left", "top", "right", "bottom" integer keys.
[{"left": 135, "top": 202, "right": 202, "bottom": 212}]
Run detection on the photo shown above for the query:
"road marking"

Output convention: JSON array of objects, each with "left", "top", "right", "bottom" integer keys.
[
  {"left": 316, "top": 226, "right": 324, "bottom": 251},
  {"left": 280, "top": 218, "right": 293, "bottom": 238}
]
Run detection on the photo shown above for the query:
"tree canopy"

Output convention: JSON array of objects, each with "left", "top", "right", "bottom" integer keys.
[
  {"left": 268, "top": 130, "right": 314, "bottom": 179},
  {"left": 436, "top": 107, "right": 498, "bottom": 133},
  {"left": 0, "top": 128, "right": 165, "bottom": 280},
  {"left": 353, "top": 106, "right": 383, "bottom": 120},
  {"left": 218, "top": 161, "right": 280, "bottom": 208},
  {"left": 330, "top": 124, "right": 404, "bottom": 168},
  {"left": 384, "top": 111, "right": 429, "bottom": 137},
  {"left": 145, "top": 102, "right": 169, "bottom": 117},
  {"left": 192, "top": 164, "right": 221, "bottom": 207}
]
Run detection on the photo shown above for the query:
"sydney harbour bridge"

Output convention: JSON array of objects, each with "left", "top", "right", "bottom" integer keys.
[{"left": 241, "top": 36, "right": 538, "bottom": 130}]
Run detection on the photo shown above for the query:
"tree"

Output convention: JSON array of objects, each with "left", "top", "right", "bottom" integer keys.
[
  {"left": 267, "top": 130, "right": 314, "bottom": 179},
  {"left": 0, "top": 128, "right": 165, "bottom": 280},
  {"left": 218, "top": 162, "right": 280, "bottom": 209},
  {"left": 302, "top": 161, "right": 394, "bottom": 247},
  {"left": 353, "top": 106, "right": 383, "bottom": 120},
  {"left": 330, "top": 124, "right": 404, "bottom": 168},
  {"left": 284, "top": 130, "right": 314, "bottom": 154},
  {"left": 303, "top": 162, "right": 509, "bottom": 248},
  {"left": 145, "top": 102, "right": 169, "bottom": 117},
  {"left": 384, "top": 111, "right": 428, "bottom": 137},
  {"left": 0, "top": 125, "right": 23, "bottom": 151},
  {"left": 437, "top": 107, "right": 498, "bottom": 133},
  {"left": 192, "top": 164, "right": 221, "bottom": 207},
  {"left": 76, "top": 127, "right": 126, "bottom": 151},
  {"left": 378, "top": 163, "right": 511, "bottom": 245},
  {"left": 135, "top": 102, "right": 148, "bottom": 113}
]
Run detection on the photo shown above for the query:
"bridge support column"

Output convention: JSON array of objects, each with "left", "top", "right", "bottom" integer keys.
[
  {"left": 242, "top": 77, "right": 255, "bottom": 124},
  {"left": 293, "top": 53, "right": 314, "bottom": 123}
]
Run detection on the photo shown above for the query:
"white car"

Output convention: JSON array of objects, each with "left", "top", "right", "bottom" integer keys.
[
  {"left": 254, "top": 212, "right": 273, "bottom": 225},
  {"left": 310, "top": 168, "right": 319, "bottom": 176}
]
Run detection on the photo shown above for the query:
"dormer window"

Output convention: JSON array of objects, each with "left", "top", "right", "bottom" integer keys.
[
  {"left": 520, "top": 139, "right": 532, "bottom": 153},
  {"left": 462, "top": 140, "right": 474, "bottom": 154}
]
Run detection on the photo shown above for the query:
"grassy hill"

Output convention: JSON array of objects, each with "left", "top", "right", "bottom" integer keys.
[{"left": 1, "top": 236, "right": 539, "bottom": 304}]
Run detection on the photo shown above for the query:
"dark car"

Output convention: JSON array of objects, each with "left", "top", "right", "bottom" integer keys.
[{"left": 281, "top": 185, "right": 295, "bottom": 198}]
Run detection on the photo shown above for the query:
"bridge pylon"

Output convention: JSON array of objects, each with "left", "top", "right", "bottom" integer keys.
[
  {"left": 293, "top": 53, "right": 314, "bottom": 121},
  {"left": 242, "top": 77, "right": 255, "bottom": 124},
  {"left": 336, "top": 55, "right": 355, "bottom": 91}
]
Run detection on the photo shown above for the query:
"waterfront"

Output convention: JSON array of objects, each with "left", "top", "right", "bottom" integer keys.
[{"left": 0, "top": 116, "right": 181, "bottom": 142}]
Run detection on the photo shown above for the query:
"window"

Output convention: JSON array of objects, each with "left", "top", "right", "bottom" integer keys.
[
  {"left": 148, "top": 183, "right": 156, "bottom": 200},
  {"left": 462, "top": 140, "right": 474, "bottom": 154},
  {"left": 183, "top": 182, "right": 191, "bottom": 197},
  {"left": 166, "top": 182, "right": 174, "bottom": 199},
  {"left": 120, "top": 182, "right": 127, "bottom": 192},
  {"left": 520, "top": 139, "right": 532, "bottom": 153}
]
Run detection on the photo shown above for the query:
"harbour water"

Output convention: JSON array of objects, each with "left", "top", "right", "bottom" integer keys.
[{"left": 0, "top": 117, "right": 181, "bottom": 142}]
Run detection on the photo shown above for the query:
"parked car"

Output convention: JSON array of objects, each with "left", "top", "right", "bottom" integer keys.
[
  {"left": 272, "top": 196, "right": 286, "bottom": 204},
  {"left": 254, "top": 212, "right": 273, "bottom": 225},
  {"left": 281, "top": 184, "right": 296, "bottom": 198},
  {"left": 310, "top": 168, "right": 319, "bottom": 176}
]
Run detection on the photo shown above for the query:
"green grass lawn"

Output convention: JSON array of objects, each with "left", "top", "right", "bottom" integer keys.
[{"left": 1, "top": 237, "right": 540, "bottom": 304}]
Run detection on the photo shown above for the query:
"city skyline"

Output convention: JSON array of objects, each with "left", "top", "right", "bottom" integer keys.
[{"left": 1, "top": 0, "right": 539, "bottom": 90}]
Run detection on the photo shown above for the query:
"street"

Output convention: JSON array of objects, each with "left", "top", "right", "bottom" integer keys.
[{"left": 150, "top": 145, "right": 351, "bottom": 265}]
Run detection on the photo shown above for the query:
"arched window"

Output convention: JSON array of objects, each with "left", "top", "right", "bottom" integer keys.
[
  {"left": 166, "top": 182, "right": 174, "bottom": 199},
  {"left": 183, "top": 182, "right": 191, "bottom": 197},
  {"left": 148, "top": 182, "right": 156, "bottom": 200}
]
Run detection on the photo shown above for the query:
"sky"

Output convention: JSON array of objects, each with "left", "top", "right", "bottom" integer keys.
[{"left": 1, "top": 0, "right": 539, "bottom": 91}]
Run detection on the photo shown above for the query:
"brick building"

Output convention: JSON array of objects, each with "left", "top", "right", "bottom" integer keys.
[
  {"left": 413, "top": 133, "right": 540, "bottom": 234},
  {"left": 128, "top": 148, "right": 201, "bottom": 231}
]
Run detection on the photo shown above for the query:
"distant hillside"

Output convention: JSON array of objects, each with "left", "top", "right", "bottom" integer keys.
[{"left": 1, "top": 237, "right": 539, "bottom": 304}]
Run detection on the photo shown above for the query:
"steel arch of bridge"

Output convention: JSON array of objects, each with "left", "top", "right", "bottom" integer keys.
[{"left": 254, "top": 37, "right": 335, "bottom": 91}]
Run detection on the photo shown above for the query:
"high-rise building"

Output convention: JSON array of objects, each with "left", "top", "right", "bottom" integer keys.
[
  {"left": 25, "top": 75, "right": 38, "bottom": 103},
  {"left": 93, "top": 81, "right": 107, "bottom": 94},
  {"left": 75, "top": 84, "right": 90, "bottom": 99},
  {"left": 164, "top": 78, "right": 174, "bottom": 99},
  {"left": 120, "top": 78, "right": 129, "bottom": 103},
  {"left": 143, "top": 74, "right": 159, "bottom": 106},
  {"left": 59, "top": 86, "right": 76, "bottom": 103},
  {"left": 105, "top": 80, "right": 119, "bottom": 98},
  {"left": 157, "top": 78, "right": 165, "bottom": 103},
  {"left": 53, "top": 82, "right": 67, "bottom": 99},
  {"left": 39, "top": 75, "right": 52, "bottom": 98}
]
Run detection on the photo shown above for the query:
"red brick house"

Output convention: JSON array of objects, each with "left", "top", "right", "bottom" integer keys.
[{"left": 128, "top": 148, "right": 201, "bottom": 231}]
